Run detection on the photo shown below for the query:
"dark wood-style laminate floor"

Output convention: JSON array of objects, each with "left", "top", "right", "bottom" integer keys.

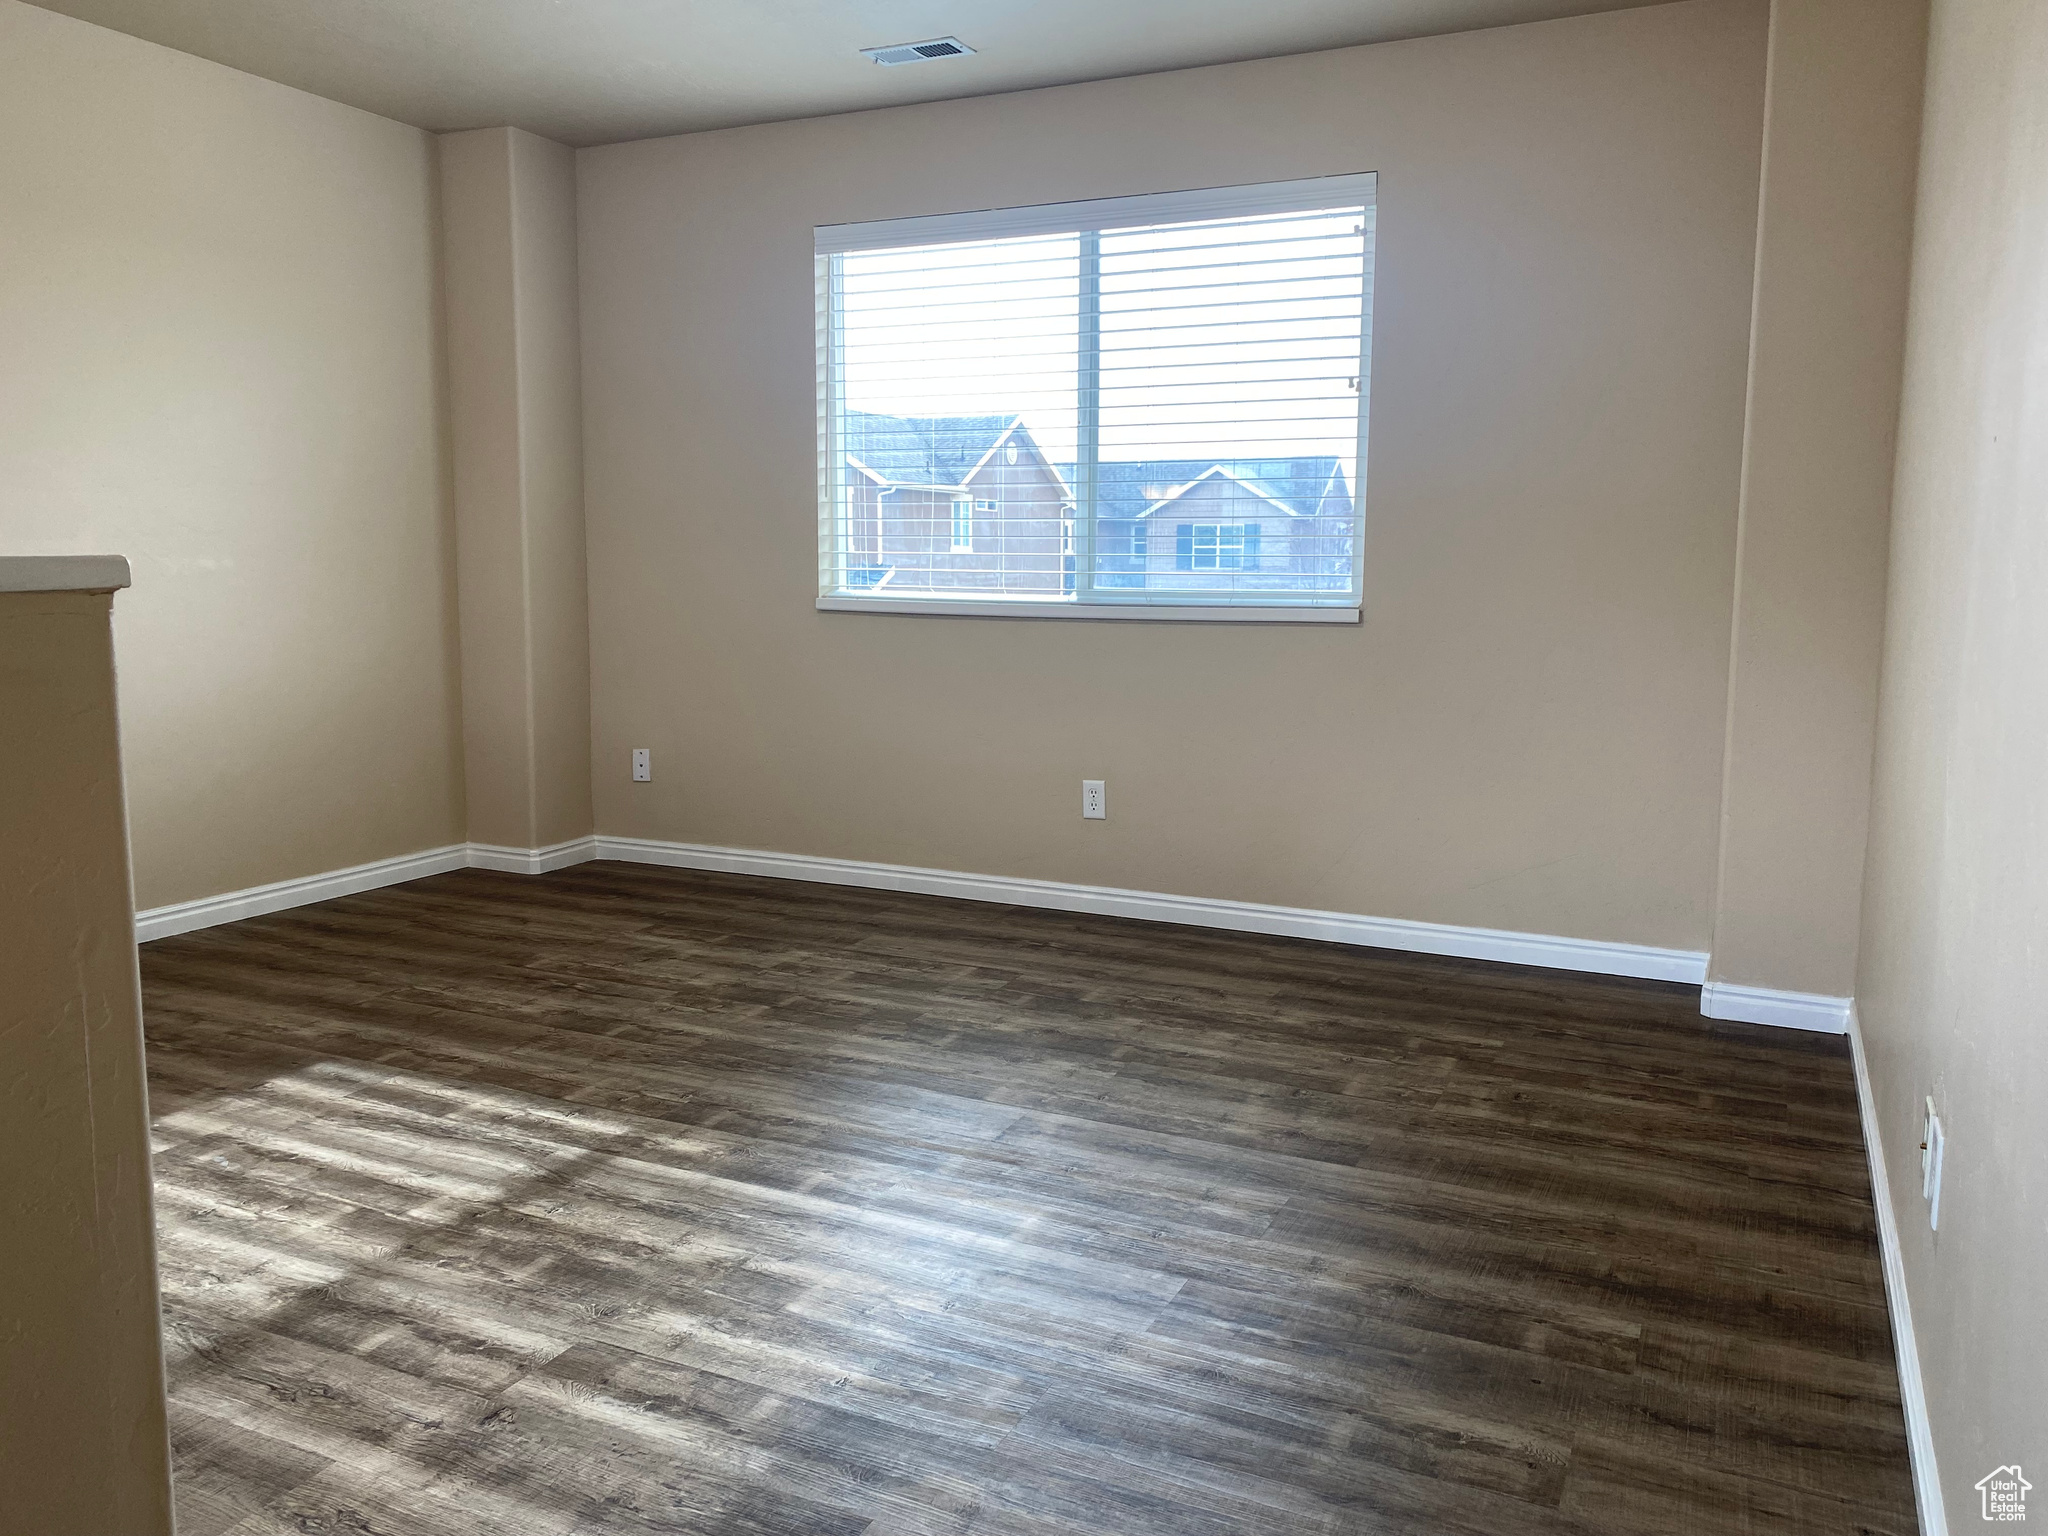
[{"left": 141, "top": 863, "right": 1917, "bottom": 1536}]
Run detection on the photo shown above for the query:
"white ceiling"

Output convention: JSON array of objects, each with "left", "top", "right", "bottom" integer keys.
[{"left": 27, "top": 0, "right": 1671, "bottom": 148}]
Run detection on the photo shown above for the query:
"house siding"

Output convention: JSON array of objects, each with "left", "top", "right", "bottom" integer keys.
[
  {"left": 1135, "top": 474, "right": 1353, "bottom": 592},
  {"left": 841, "top": 426, "right": 1073, "bottom": 593}
]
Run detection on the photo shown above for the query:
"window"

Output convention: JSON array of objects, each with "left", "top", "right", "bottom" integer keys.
[
  {"left": 1176, "top": 523, "right": 1260, "bottom": 572},
  {"left": 817, "top": 174, "right": 1374, "bottom": 619}
]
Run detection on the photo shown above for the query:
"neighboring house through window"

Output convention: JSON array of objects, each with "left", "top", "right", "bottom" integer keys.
[{"left": 836, "top": 413, "right": 1074, "bottom": 593}]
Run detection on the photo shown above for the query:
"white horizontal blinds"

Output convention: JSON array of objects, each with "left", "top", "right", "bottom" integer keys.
[
  {"left": 1092, "top": 206, "right": 1369, "bottom": 601},
  {"left": 818, "top": 175, "right": 1374, "bottom": 608},
  {"left": 829, "top": 233, "right": 1081, "bottom": 595}
]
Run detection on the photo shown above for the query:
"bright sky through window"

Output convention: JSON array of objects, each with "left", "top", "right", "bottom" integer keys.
[{"left": 835, "top": 209, "right": 1367, "bottom": 469}]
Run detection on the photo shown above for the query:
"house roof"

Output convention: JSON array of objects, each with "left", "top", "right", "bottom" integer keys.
[
  {"left": 1091, "top": 456, "right": 1351, "bottom": 520},
  {"left": 843, "top": 412, "right": 1020, "bottom": 489},
  {"left": 1132, "top": 465, "right": 1303, "bottom": 519}
]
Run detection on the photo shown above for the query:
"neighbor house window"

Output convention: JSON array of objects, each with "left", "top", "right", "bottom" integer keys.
[
  {"left": 1177, "top": 523, "right": 1260, "bottom": 572},
  {"left": 817, "top": 174, "right": 1374, "bottom": 620}
]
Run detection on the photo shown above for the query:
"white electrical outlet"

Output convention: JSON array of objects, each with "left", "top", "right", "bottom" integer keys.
[
  {"left": 1081, "top": 780, "right": 1106, "bottom": 820},
  {"left": 1920, "top": 1097, "right": 1945, "bottom": 1230},
  {"left": 632, "top": 748, "right": 652, "bottom": 783}
]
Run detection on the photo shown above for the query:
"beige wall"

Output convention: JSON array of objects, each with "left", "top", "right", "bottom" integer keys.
[
  {"left": 578, "top": 0, "right": 1767, "bottom": 950},
  {"left": 1856, "top": 0, "right": 2048, "bottom": 1511},
  {"left": 1707, "top": 0, "right": 1927, "bottom": 999},
  {"left": 440, "top": 126, "right": 594, "bottom": 852},
  {"left": 0, "top": 586, "right": 173, "bottom": 1536},
  {"left": 0, "top": 0, "right": 465, "bottom": 911}
]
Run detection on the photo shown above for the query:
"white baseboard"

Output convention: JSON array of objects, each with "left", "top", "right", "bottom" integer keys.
[
  {"left": 1699, "top": 980, "right": 1852, "bottom": 1034},
  {"left": 135, "top": 844, "right": 472, "bottom": 942},
  {"left": 1847, "top": 1003, "right": 1947, "bottom": 1536},
  {"left": 590, "top": 835, "right": 1709, "bottom": 985},
  {"left": 136, "top": 837, "right": 595, "bottom": 940},
  {"left": 467, "top": 837, "right": 601, "bottom": 875},
  {"left": 137, "top": 831, "right": 1713, "bottom": 991}
]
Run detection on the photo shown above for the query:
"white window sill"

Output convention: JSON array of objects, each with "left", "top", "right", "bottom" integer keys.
[{"left": 816, "top": 596, "right": 1361, "bottom": 624}]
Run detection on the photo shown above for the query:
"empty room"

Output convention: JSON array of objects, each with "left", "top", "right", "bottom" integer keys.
[{"left": 3, "top": 0, "right": 2042, "bottom": 1531}]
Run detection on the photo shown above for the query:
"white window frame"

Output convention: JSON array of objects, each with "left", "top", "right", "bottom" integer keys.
[
  {"left": 1190, "top": 524, "right": 1250, "bottom": 572},
  {"left": 816, "top": 173, "right": 1375, "bottom": 624},
  {"left": 950, "top": 495, "right": 974, "bottom": 552}
]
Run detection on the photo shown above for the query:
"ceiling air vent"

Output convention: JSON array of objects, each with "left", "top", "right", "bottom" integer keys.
[{"left": 862, "top": 37, "right": 976, "bottom": 66}]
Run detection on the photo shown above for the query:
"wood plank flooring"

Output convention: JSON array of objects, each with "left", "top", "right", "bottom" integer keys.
[{"left": 140, "top": 862, "right": 1918, "bottom": 1536}]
